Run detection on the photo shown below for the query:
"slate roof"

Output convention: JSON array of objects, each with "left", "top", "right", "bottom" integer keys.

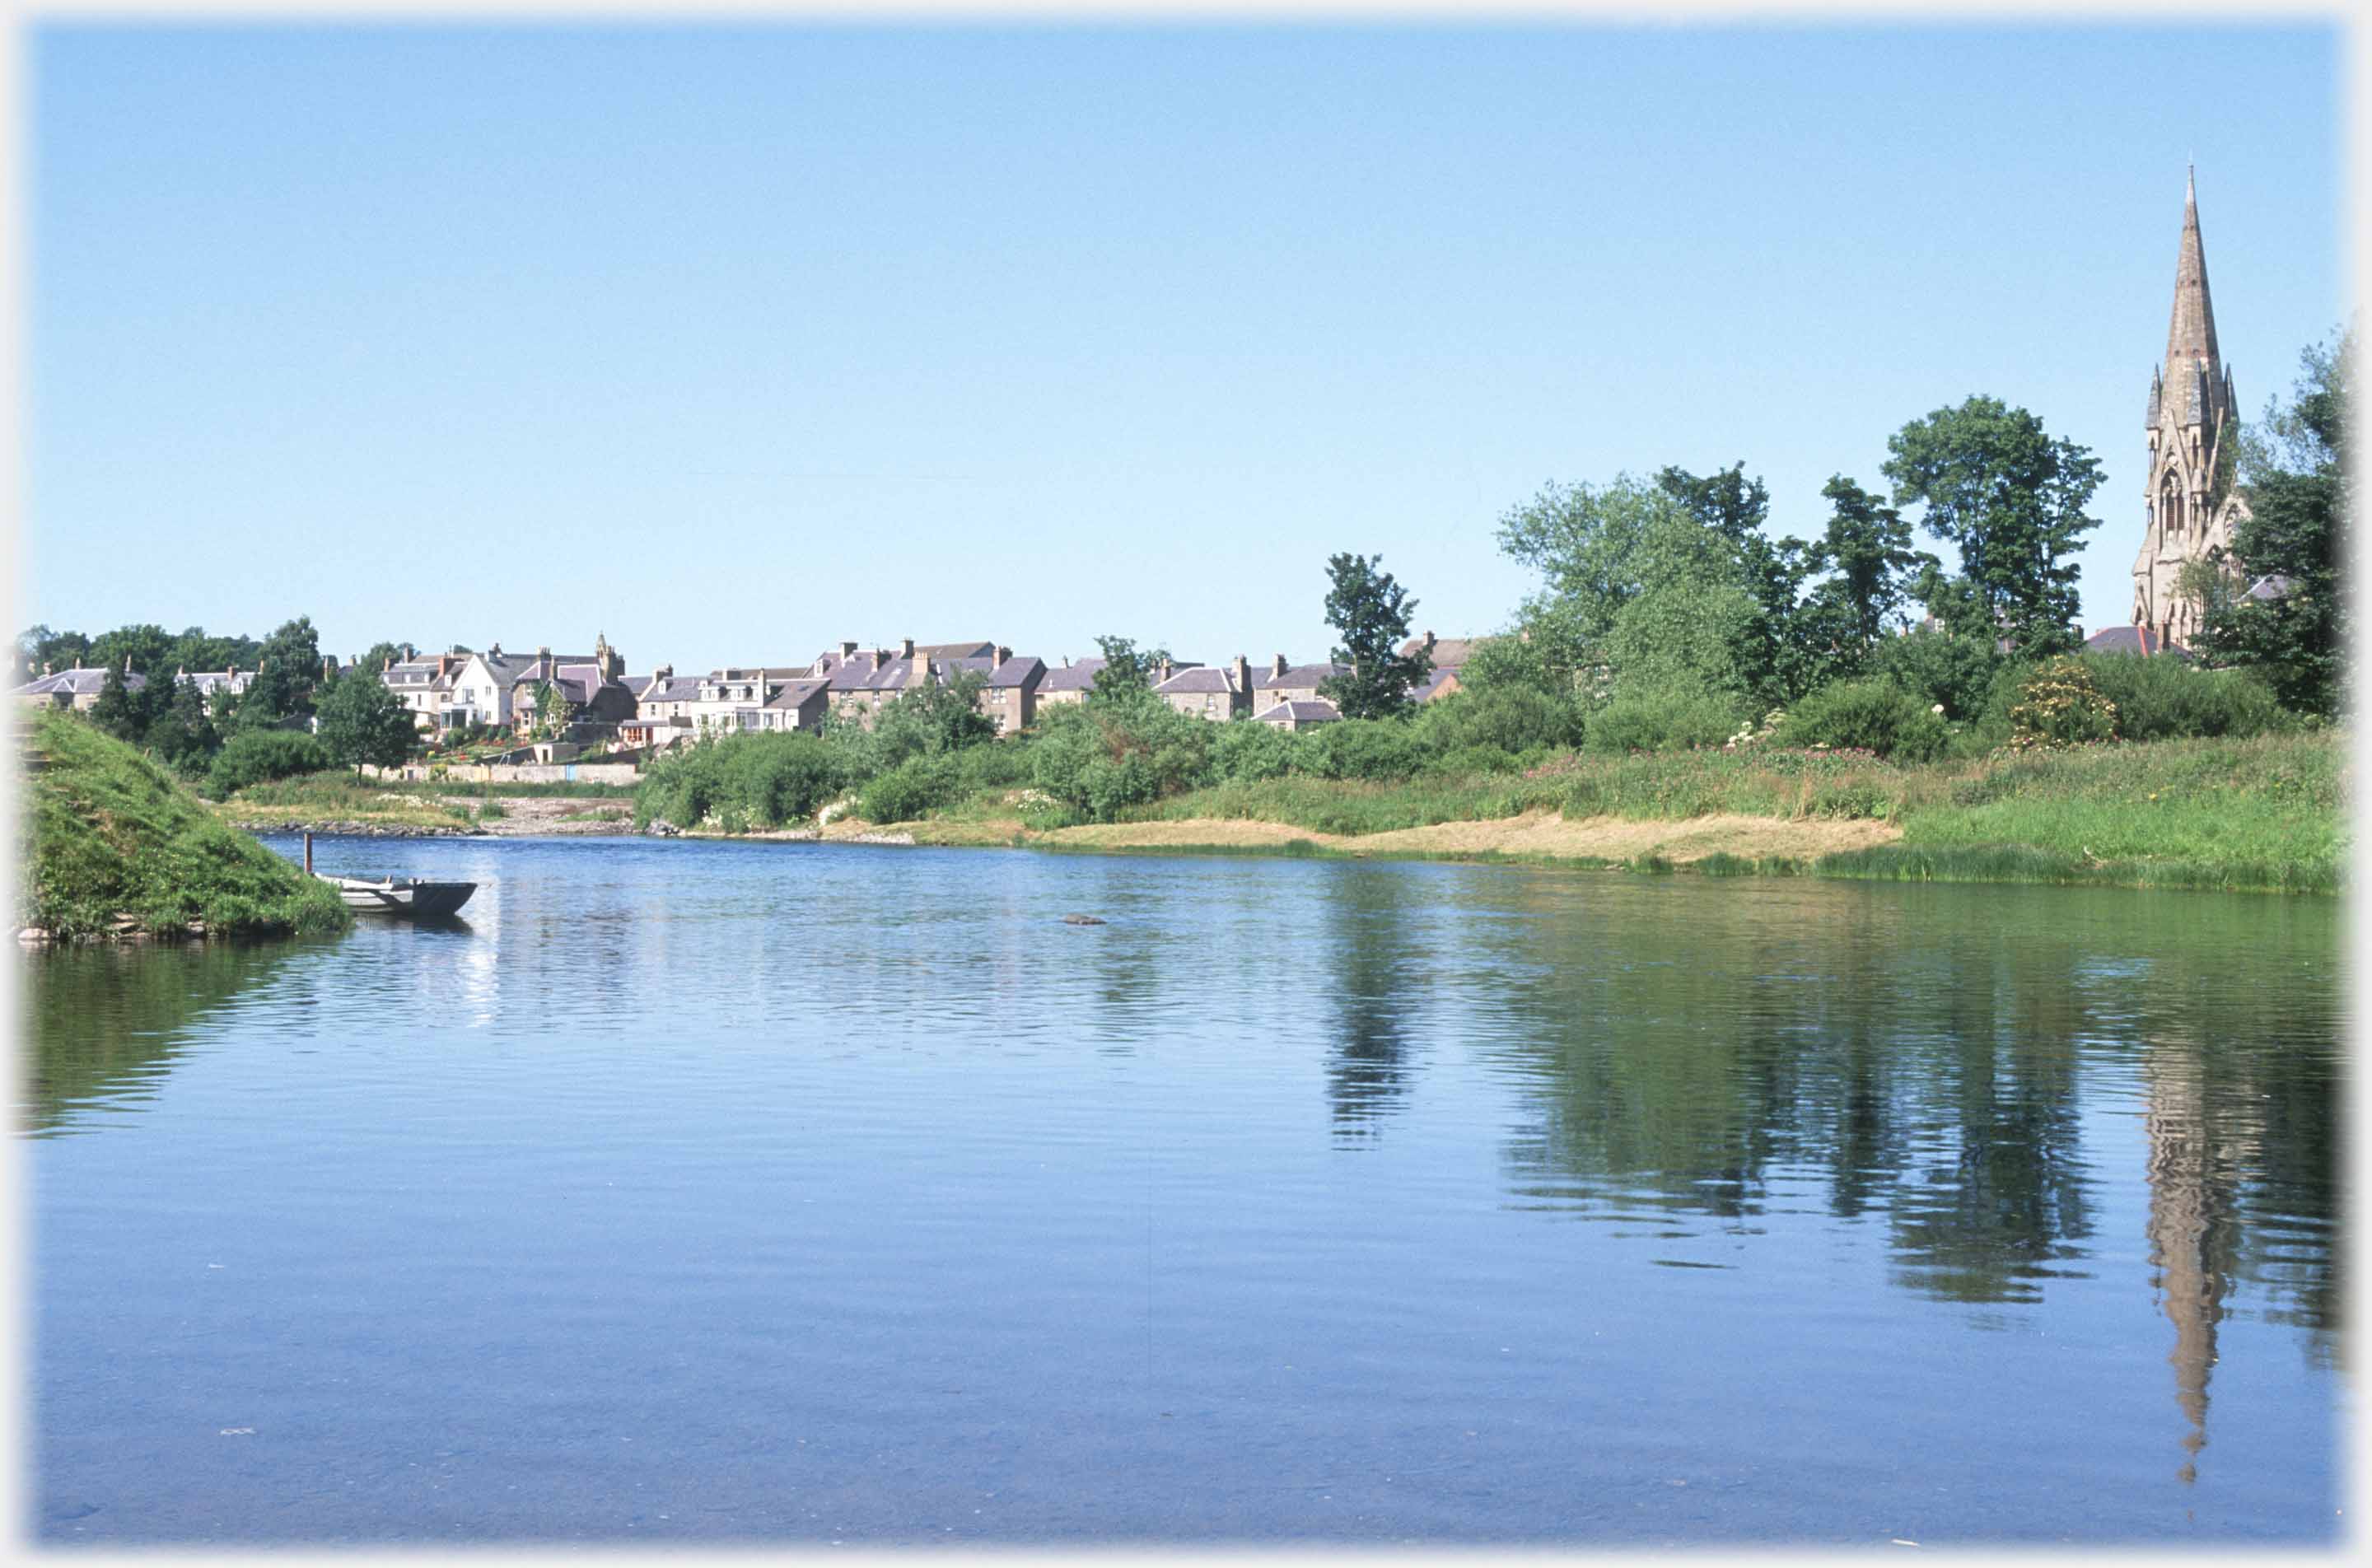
[
  {"left": 14, "top": 667, "right": 147, "bottom": 697},
  {"left": 917, "top": 641, "right": 995, "bottom": 660},
  {"left": 765, "top": 678, "right": 832, "bottom": 711},
  {"left": 2085, "top": 625, "right": 2194, "bottom": 660},
  {"left": 1156, "top": 666, "right": 1240, "bottom": 695},
  {"left": 642, "top": 675, "right": 703, "bottom": 703},
  {"left": 986, "top": 656, "right": 1044, "bottom": 689},
  {"left": 1037, "top": 658, "right": 1108, "bottom": 694},
  {"left": 1257, "top": 698, "right": 1342, "bottom": 725},
  {"left": 1396, "top": 635, "right": 1487, "bottom": 670},
  {"left": 1253, "top": 662, "right": 1348, "bottom": 691},
  {"left": 1413, "top": 667, "right": 1462, "bottom": 702},
  {"left": 2244, "top": 573, "right": 2297, "bottom": 602}
]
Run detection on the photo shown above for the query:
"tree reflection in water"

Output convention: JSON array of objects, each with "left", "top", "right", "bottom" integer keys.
[
  {"left": 1469, "top": 878, "right": 2340, "bottom": 1481},
  {"left": 20, "top": 940, "right": 306, "bottom": 1136}
]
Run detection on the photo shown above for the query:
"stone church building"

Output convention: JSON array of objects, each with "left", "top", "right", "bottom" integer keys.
[{"left": 2130, "top": 170, "right": 2250, "bottom": 648}]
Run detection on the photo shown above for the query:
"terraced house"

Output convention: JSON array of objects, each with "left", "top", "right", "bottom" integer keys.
[
  {"left": 12, "top": 663, "right": 144, "bottom": 712},
  {"left": 1155, "top": 656, "right": 1254, "bottom": 721},
  {"left": 1251, "top": 655, "right": 1347, "bottom": 713}
]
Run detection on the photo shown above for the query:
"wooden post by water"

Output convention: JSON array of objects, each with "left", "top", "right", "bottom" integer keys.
[{"left": 303, "top": 832, "right": 314, "bottom": 875}]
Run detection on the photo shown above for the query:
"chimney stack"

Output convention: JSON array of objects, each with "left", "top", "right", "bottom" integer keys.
[
  {"left": 899, "top": 637, "right": 916, "bottom": 660},
  {"left": 840, "top": 639, "right": 859, "bottom": 659},
  {"left": 1156, "top": 659, "right": 1172, "bottom": 685},
  {"left": 1231, "top": 654, "right": 1250, "bottom": 694},
  {"left": 1272, "top": 653, "right": 1289, "bottom": 680},
  {"left": 994, "top": 644, "right": 1012, "bottom": 670}
]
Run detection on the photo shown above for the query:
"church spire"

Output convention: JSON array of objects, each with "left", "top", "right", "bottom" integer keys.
[{"left": 2164, "top": 166, "right": 2222, "bottom": 405}]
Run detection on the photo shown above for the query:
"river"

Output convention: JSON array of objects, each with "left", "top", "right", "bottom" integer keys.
[{"left": 21, "top": 833, "right": 2347, "bottom": 1544}]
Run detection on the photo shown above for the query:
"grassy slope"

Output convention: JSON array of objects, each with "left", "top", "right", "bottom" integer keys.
[
  {"left": 222, "top": 772, "right": 634, "bottom": 831},
  {"left": 870, "top": 732, "right": 2347, "bottom": 895},
  {"left": 21, "top": 712, "right": 352, "bottom": 938},
  {"left": 222, "top": 772, "right": 483, "bottom": 830}
]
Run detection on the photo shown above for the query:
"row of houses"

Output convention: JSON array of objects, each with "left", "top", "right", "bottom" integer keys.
[
  {"left": 360, "top": 631, "right": 1487, "bottom": 757},
  {"left": 17, "top": 618, "right": 2195, "bottom": 746},
  {"left": 12, "top": 664, "right": 252, "bottom": 712}
]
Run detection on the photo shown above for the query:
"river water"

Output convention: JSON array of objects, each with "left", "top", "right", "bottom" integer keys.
[{"left": 21, "top": 833, "right": 2348, "bottom": 1545}]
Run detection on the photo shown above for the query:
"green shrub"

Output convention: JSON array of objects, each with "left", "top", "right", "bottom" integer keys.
[
  {"left": 205, "top": 730, "right": 330, "bottom": 799},
  {"left": 1211, "top": 718, "right": 1302, "bottom": 782},
  {"left": 1426, "top": 743, "right": 1524, "bottom": 776},
  {"left": 858, "top": 755, "right": 960, "bottom": 824},
  {"left": 1870, "top": 626, "right": 2002, "bottom": 721},
  {"left": 1775, "top": 679, "right": 1949, "bottom": 761},
  {"left": 1411, "top": 685, "right": 1584, "bottom": 755},
  {"left": 1302, "top": 718, "right": 1424, "bottom": 782},
  {"left": 634, "top": 731, "right": 846, "bottom": 830},
  {"left": 1030, "top": 702, "right": 1215, "bottom": 821},
  {"left": 2078, "top": 652, "right": 2290, "bottom": 742},
  {"left": 1583, "top": 688, "right": 1749, "bottom": 754}
]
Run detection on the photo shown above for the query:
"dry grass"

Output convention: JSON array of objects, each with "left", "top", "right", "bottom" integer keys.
[{"left": 1036, "top": 809, "right": 1899, "bottom": 863}]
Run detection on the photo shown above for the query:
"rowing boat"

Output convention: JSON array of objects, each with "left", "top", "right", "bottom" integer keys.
[{"left": 317, "top": 873, "right": 477, "bottom": 917}]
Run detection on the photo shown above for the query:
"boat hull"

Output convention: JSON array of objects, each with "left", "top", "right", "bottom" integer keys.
[{"left": 320, "top": 875, "right": 476, "bottom": 917}]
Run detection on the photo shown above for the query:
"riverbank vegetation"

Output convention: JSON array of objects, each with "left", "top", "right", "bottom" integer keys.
[
  {"left": 17, "top": 710, "right": 350, "bottom": 940},
  {"left": 632, "top": 335, "right": 2347, "bottom": 894}
]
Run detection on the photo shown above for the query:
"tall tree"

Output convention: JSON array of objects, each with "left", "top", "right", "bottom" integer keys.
[
  {"left": 314, "top": 667, "right": 418, "bottom": 772},
  {"left": 1655, "top": 463, "right": 1821, "bottom": 702},
  {"left": 86, "top": 623, "right": 175, "bottom": 681},
  {"left": 1087, "top": 635, "right": 1171, "bottom": 706},
  {"left": 1496, "top": 474, "right": 1761, "bottom": 701},
  {"left": 2191, "top": 329, "right": 2351, "bottom": 715},
  {"left": 1881, "top": 396, "right": 2104, "bottom": 656},
  {"left": 1317, "top": 552, "right": 1429, "bottom": 720},
  {"left": 240, "top": 616, "right": 325, "bottom": 730},
  {"left": 88, "top": 664, "right": 143, "bottom": 744},
  {"left": 1792, "top": 475, "right": 1938, "bottom": 683}
]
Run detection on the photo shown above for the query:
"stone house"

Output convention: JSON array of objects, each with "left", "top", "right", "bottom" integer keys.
[
  {"left": 179, "top": 667, "right": 254, "bottom": 705},
  {"left": 381, "top": 652, "right": 468, "bottom": 733},
  {"left": 939, "top": 647, "right": 1045, "bottom": 735},
  {"left": 507, "top": 638, "right": 637, "bottom": 738},
  {"left": 12, "top": 664, "right": 145, "bottom": 712},
  {"left": 1034, "top": 656, "right": 1107, "bottom": 712},
  {"left": 1257, "top": 698, "right": 1342, "bottom": 732},
  {"left": 1155, "top": 656, "right": 1254, "bottom": 721},
  {"left": 734, "top": 677, "right": 834, "bottom": 735},
  {"left": 819, "top": 638, "right": 955, "bottom": 727},
  {"left": 1251, "top": 656, "right": 1349, "bottom": 711}
]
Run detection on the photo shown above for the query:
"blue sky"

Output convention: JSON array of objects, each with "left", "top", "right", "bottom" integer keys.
[{"left": 25, "top": 21, "right": 2346, "bottom": 674}]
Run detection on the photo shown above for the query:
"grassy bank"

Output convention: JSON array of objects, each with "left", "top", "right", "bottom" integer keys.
[
  {"left": 220, "top": 772, "right": 483, "bottom": 832},
  {"left": 18, "top": 711, "right": 351, "bottom": 940},
  {"left": 857, "top": 733, "right": 2346, "bottom": 895}
]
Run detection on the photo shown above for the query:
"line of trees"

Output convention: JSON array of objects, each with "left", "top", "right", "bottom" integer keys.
[{"left": 17, "top": 614, "right": 422, "bottom": 783}]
